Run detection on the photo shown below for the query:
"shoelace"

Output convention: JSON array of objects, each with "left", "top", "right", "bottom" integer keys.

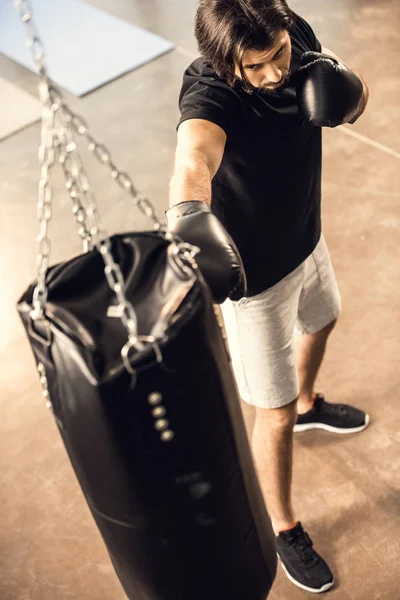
[{"left": 291, "top": 530, "right": 320, "bottom": 566}]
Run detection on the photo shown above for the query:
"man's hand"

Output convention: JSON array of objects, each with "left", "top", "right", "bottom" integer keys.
[
  {"left": 296, "top": 51, "right": 367, "bottom": 127},
  {"left": 166, "top": 201, "right": 247, "bottom": 303}
]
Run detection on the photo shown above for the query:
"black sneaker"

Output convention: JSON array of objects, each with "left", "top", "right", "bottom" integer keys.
[
  {"left": 276, "top": 522, "right": 334, "bottom": 593},
  {"left": 294, "top": 393, "right": 370, "bottom": 434}
]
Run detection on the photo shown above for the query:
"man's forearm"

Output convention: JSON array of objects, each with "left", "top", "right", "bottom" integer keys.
[{"left": 169, "top": 155, "right": 213, "bottom": 208}]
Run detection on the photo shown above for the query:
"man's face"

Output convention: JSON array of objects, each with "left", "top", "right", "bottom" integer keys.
[{"left": 235, "top": 30, "right": 292, "bottom": 94}]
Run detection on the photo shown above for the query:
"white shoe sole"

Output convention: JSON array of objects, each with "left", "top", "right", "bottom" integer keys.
[
  {"left": 279, "top": 559, "right": 334, "bottom": 594},
  {"left": 294, "top": 413, "right": 370, "bottom": 434}
]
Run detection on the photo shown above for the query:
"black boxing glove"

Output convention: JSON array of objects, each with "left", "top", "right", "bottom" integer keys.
[
  {"left": 296, "top": 51, "right": 365, "bottom": 127},
  {"left": 166, "top": 201, "right": 247, "bottom": 303}
]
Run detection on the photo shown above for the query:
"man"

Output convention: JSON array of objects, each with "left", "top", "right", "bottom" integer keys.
[{"left": 167, "top": 0, "right": 369, "bottom": 593}]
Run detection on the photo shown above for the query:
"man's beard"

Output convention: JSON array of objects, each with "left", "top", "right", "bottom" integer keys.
[{"left": 257, "top": 69, "right": 291, "bottom": 96}]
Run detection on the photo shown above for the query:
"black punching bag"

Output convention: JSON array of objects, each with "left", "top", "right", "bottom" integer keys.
[{"left": 17, "top": 231, "right": 277, "bottom": 600}]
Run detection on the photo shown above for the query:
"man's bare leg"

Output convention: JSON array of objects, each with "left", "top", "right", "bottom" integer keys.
[
  {"left": 251, "top": 400, "right": 298, "bottom": 534},
  {"left": 296, "top": 320, "right": 337, "bottom": 415}
]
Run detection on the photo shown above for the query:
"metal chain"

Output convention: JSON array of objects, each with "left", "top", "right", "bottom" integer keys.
[
  {"left": 14, "top": 0, "right": 174, "bottom": 370},
  {"left": 63, "top": 108, "right": 162, "bottom": 230},
  {"left": 15, "top": 0, "right": 47, "bottom": 78},
  {"left": 15, "top": 0, "right": 162, "bottom": 231},
  {"left": 30, "top": 83, "right": 57, "bottom": 320},
  {"left": 57, "top": 125, "right": 95, "bottom": 252}
]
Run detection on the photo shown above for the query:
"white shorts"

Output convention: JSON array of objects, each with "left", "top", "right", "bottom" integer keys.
[{"left": 221, "top": 235, "right": 342, "bottom": 409}]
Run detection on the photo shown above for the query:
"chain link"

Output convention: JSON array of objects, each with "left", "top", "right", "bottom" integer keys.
[{"left": 15, "top": 0, "right": 170, "bottom": 369}]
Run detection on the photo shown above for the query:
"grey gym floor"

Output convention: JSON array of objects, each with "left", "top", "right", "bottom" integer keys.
[{"left": 1, "top": 1, "right": 399, "bottom": 599}]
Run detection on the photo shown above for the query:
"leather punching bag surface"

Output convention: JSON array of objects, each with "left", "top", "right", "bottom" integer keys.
[{"left": 17, "top": 232, "right": 277, "bottom": 600}]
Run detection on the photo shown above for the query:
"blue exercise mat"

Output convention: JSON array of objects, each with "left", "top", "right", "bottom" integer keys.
[{"left": 0, "top": 0, "right": 175, "bottom": 96}]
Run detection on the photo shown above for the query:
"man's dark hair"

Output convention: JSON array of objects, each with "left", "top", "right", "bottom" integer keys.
[{"left": 195, "top": 0, "right": 295, "bottom": 92}]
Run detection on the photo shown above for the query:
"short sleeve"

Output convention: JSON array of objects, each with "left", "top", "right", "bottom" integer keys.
[
  {"left": 292, "top": 13, "right": 322, "bottom": 53},
  {"left": 178, "top": 81, "right": 241, "bottom": 137}
]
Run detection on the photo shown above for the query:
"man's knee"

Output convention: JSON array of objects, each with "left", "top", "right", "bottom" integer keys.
[{"left": 255, "top": 398, "right": 298, "bottom": 430}]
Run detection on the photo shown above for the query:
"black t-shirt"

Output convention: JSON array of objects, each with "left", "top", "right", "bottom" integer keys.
[{"left": 178, "top": 13, "right": 323, "bottom": 297}]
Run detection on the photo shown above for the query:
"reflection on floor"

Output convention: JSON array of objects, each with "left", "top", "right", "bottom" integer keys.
[{"left": 1, "top": 1, "right": 399, "bottom": 599}]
